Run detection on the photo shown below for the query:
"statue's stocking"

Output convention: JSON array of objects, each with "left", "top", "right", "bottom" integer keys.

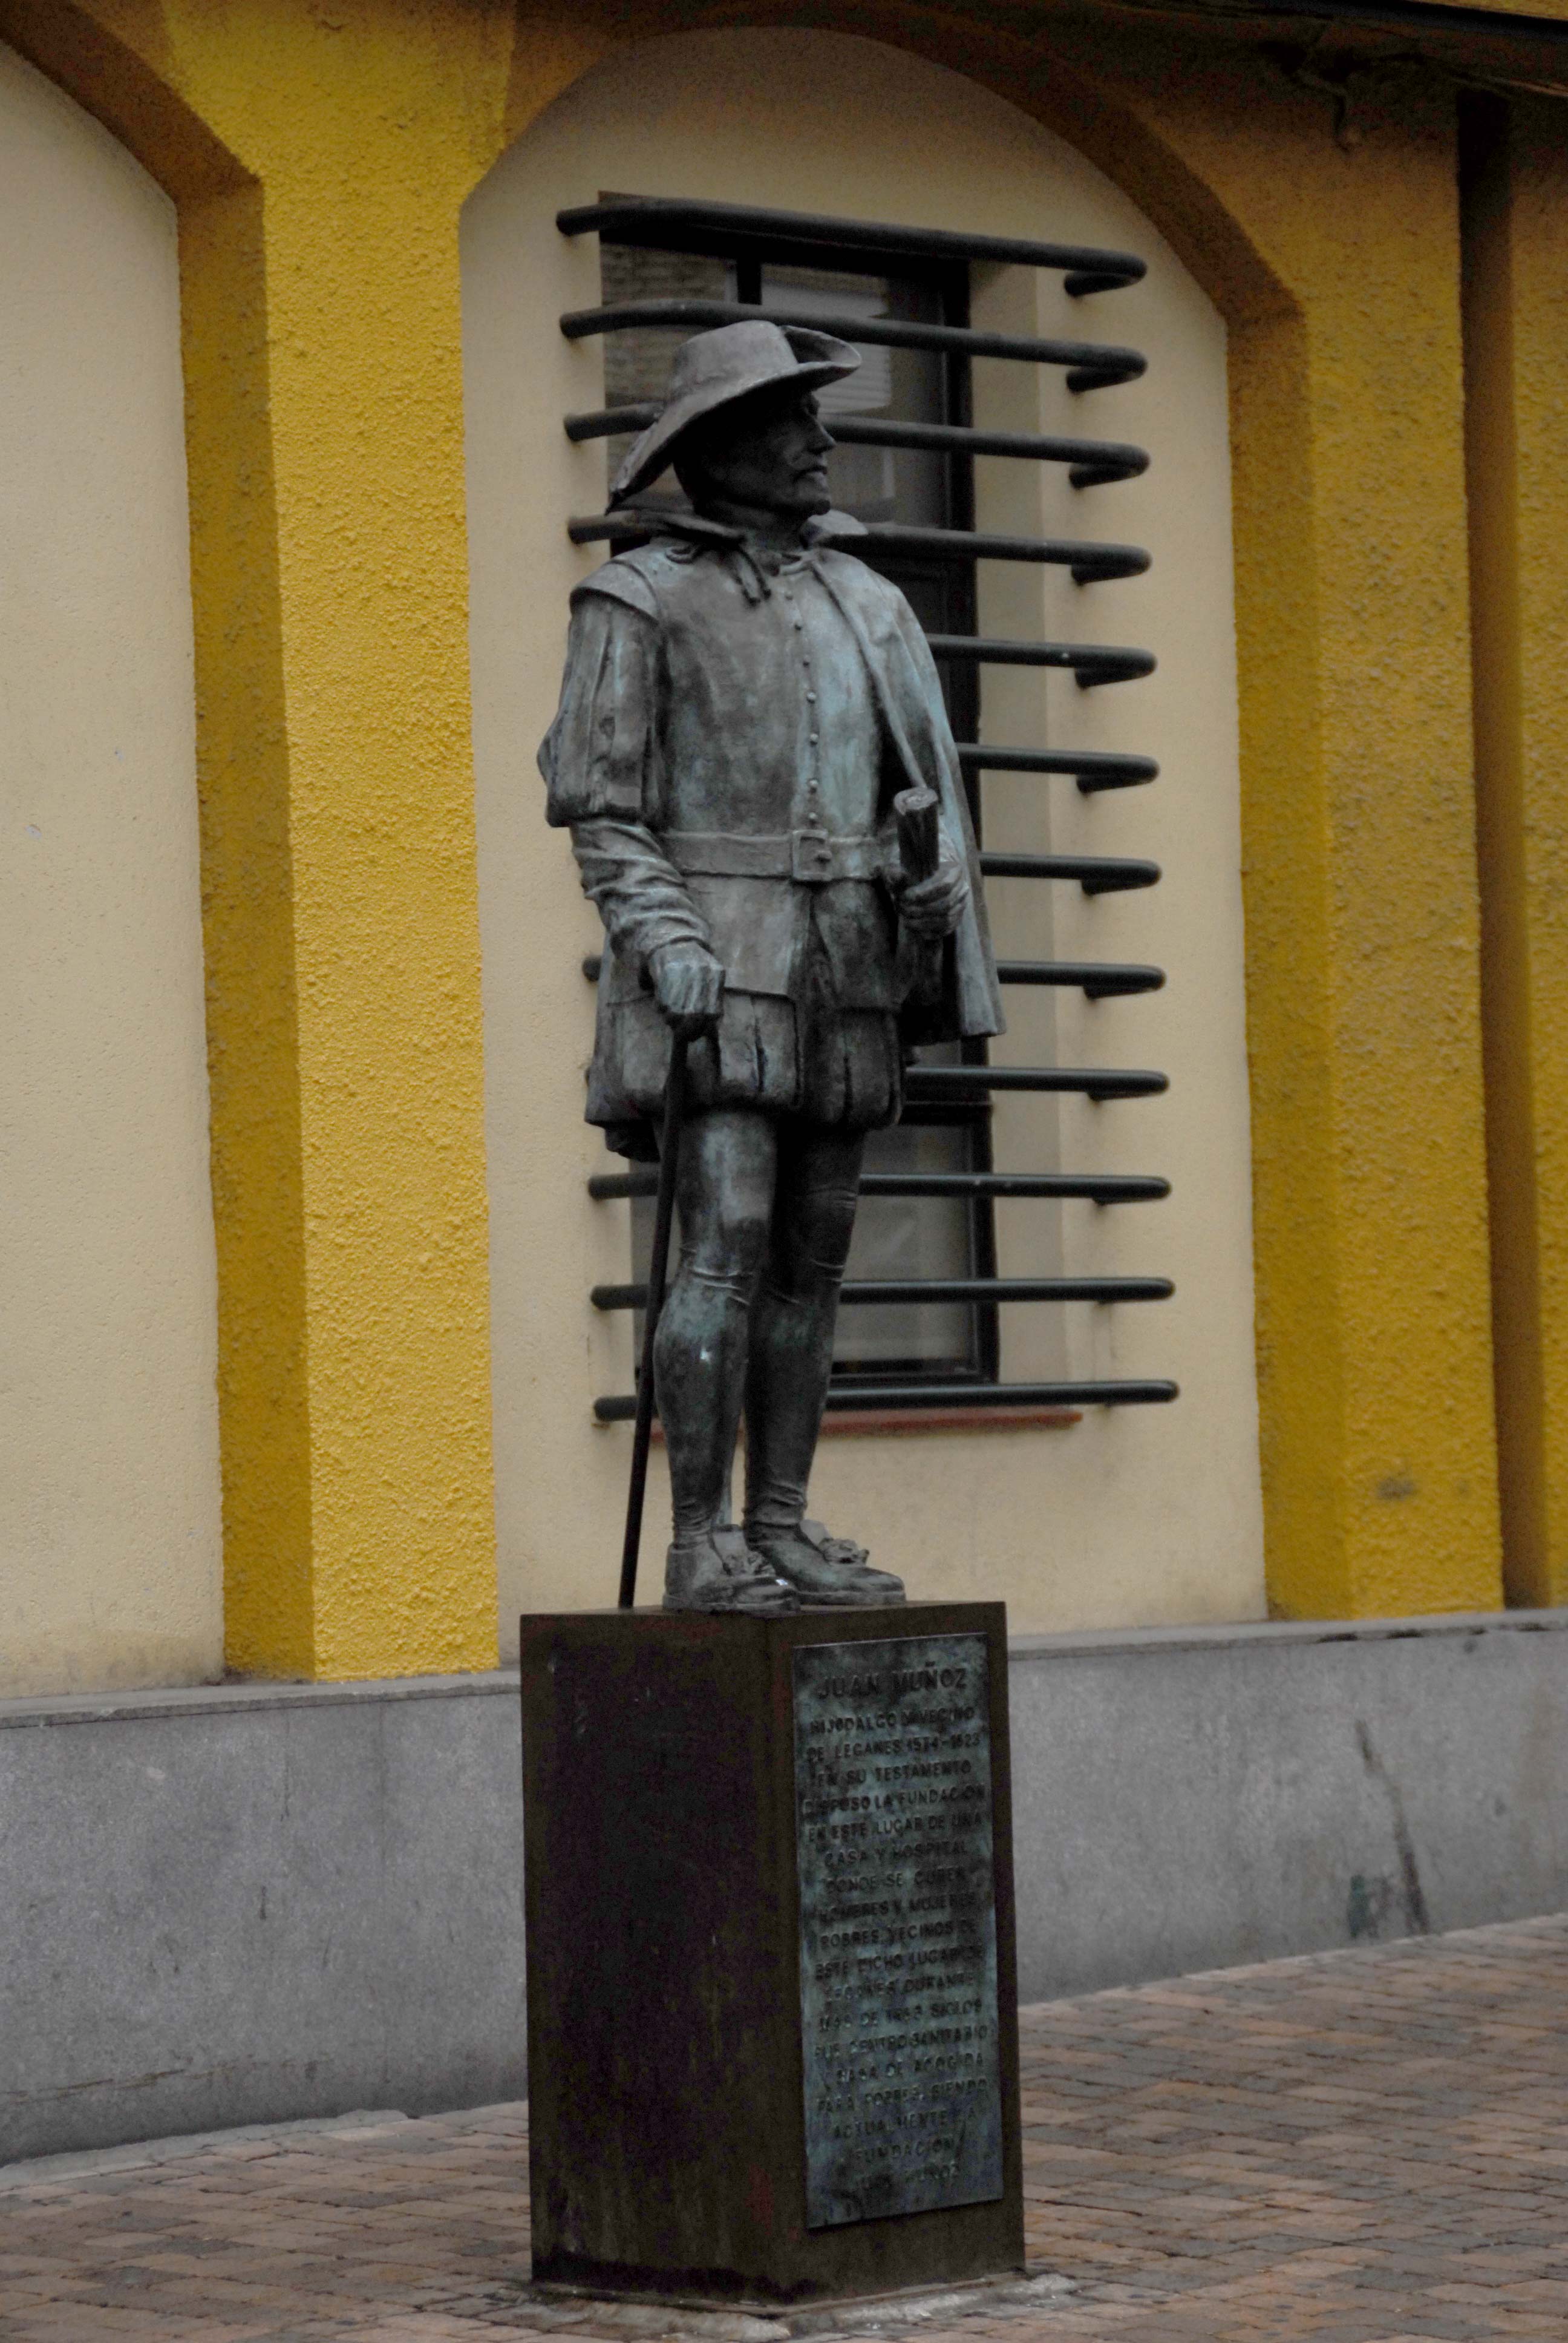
[
  {"left": 744, "top": 1126, "right": 864, "bottom": 1535},
  {"left": 654, "top": 1269, "right": 751, "bottom": 1539},
  {"left": 743, "top": 1282, "right": 838, "bottom": 1531},
  {"left": 653, "top": 1107, "right": 777, "bottom": 1543}
]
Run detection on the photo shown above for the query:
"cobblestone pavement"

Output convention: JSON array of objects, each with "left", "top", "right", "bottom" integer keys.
[{"left": 2, "top": 1915, "right": 1565, "bottom": 2342}]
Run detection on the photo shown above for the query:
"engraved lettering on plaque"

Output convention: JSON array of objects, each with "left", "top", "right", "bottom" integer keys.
[{"left": 792, "top": 1633, "right": 1003, "bottom": 2229}]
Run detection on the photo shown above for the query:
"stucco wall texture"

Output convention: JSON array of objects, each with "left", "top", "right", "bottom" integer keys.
[
  {"left": 2, "top": 0, "right": 1552, "bottom": 1686},
  {"left": 0, "top": 43, "right": 223, "bottom": 1698}
]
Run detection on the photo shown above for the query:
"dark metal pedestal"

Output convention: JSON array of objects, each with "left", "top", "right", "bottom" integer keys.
[{"left": 518, "top": 1604, "right": 1024, "bottom": 2310}]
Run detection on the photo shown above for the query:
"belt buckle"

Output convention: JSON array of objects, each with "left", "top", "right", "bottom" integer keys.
[{"left": 793, "top": 827, "right": 835, "bottom": 883}]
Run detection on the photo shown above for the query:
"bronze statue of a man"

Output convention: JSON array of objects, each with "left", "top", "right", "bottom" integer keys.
[{"left": 541, "top": 320, "right": 1002, "bottom": 1614}]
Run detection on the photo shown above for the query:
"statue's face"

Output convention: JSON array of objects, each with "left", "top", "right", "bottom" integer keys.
[{"left": 683, "top": 388, "right": 834, "bottom": 519}]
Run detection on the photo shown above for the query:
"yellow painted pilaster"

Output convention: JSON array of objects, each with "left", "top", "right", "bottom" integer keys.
[
  {"left": 189, "top": 2, "right": 509, "bottom": 1675},
  {"left": 1463, "top": 96, "right": 1568, "bottom": 1607},
  {"left": 1160, "top": 57, "right": 1503, "bottom": 1617},
  {"left": 1238, "top": 80, "right": 1503, "bottom": 1620}
]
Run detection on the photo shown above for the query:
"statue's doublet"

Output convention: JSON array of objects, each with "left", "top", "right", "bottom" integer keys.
[{"left": 539, "top": 519, "right": 1002, "bottom": 1153}]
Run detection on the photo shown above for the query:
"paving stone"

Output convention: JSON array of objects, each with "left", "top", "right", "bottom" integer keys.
[{"left": 2, "top": 1917, "right": 1567, "bottom": 2338}]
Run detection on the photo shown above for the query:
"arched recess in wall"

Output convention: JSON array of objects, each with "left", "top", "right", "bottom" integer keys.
[
  {"left": 462, "top": 25, "right": 1265, "bottom": 1640},
  {"left": 0, "top": 38, "right": 223, "bottom": 1697}
]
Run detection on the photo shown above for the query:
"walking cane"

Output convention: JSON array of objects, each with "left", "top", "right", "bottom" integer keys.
[{"left": 618, "top": 1033, "right": 688, "bottom": 1608}]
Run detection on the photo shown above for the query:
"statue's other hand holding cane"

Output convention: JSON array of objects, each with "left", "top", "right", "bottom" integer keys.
[{"left": 649, "top": 940, "right": 726, "bottom": 1038}]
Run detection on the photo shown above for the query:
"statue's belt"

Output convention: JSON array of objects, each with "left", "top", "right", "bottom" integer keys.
[{"left": 662, "top": 828, "right": 884, "bottom": 885}]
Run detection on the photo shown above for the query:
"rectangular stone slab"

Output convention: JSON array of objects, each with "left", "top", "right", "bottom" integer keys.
[{"left": 518, "top": 1602, "right": 1023, "bottom": 2309}]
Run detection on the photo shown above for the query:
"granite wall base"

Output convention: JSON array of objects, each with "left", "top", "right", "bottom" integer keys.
[{"left": 3, "top": 1610, "right": 1566, "bottom": 2162}]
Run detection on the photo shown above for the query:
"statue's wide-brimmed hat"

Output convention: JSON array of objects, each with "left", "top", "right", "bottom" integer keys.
[{"left": 609, "top": 319, "right": 860, "bottom": 507}]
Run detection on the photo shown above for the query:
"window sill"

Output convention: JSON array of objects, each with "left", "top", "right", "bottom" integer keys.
[
  {"left": 640, "top": 1405, "right": 1080, "bottom": 1444},
  {"left": 819, "top": 1405, "right": 1081, "bottom": 1437}
]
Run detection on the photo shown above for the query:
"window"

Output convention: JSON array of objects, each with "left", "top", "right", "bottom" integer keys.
[{"left": 566, "top": 195, "right": 1176, "bottom": 1422}]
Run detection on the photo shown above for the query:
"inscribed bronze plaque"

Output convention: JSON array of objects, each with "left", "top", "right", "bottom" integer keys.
[{"left": 793, "top": 1633, "right": 1003, "bottom": 2229}]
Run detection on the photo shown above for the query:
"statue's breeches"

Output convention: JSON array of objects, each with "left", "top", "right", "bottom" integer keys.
[
  {"left": 587, "top": 943, "right": 903, "bottom": 1146},
  {"left": 586, "top": 868, "right": 909, "bottom": 1150}
]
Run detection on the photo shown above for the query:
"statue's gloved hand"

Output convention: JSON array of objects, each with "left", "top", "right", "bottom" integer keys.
[
  {"left": 648, "top": 940, "right": 726, "bottom": 1038},
  {"left": 897, "top": 839, "right": 970, "bottom": 939}
]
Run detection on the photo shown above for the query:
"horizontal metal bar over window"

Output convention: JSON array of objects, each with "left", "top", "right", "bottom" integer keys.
[
  {"left": 979, "top": 851, "right": 1160, "bottom": 893},
  {"left": 997, "top": 959, "right": 1165, "bottom": 997},
  {"left": 958, "top": 744, "right": 1160, "bottom": 792},
  {"left": 593, "top": 1378, "right": 1180, "bottom": 1421},
  {"left": 567, "top": 516, "right": 1150, "bottom": 584},
  {"left": 854, "top": 525, "right": 1148, "bottom": 583},
  {"left": 564, "top": 404, "right": 1148, "bottom": 486},
  {"left": 588, "top": 1169, "right": 1171, "bottom": 1204},
  {"left": 564, "top": 1054, "right": 1170, "bottom": 1101},
  {"left": 580, "top": 957, "right": 1160, "bottom": 995},
  {"left": 558, "top": 197, "right": 1146, "bottom": 293},
  {"left": 859, "top": 1170, "right": 1170, "bottom": 1202},
  {"left": 929, "top": 633, "right": 1154, "bottom": 681},
  {"left": 592, "top": 1274, "right": 1174, "bottom": 1311},
  {"left": 559, "top": 299, "right": 1145, "bottom": 390},
  {"left": 903, "top": 1065, "right": 1168, "bottom": 1101},
  {"left": 819, "top": 1379, "right": 1180, "bottom": 1412},
  {"left": 822, "top": 420, "right": 1147, "bottom": 487}
]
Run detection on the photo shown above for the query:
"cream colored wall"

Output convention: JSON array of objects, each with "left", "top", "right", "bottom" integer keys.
[
  {"left": 0, "top": 42, "right": 222, "bottom": 1695},
  {"left": 462, "top": 26, "right": 1264, "bottom": 1639}
]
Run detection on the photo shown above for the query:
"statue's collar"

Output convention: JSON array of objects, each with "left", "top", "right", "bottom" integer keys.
[{"left": 616, "top": 506, "right": 867, "bottom": 601}]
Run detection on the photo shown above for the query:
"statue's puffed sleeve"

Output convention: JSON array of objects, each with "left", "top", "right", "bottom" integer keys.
[
  {"left": 538, "top": 571, "right": 714, "bottom": 978},
  {"left": 538, "top": 577, "right": 658, "bottom": 825}
]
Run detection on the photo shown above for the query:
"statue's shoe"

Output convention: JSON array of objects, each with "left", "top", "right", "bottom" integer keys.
[
  {"left": 662, "top": 1525, "right": 799, "bottom": 1614},
  {"left": 745, "top": 1518, "right": 906, "bottom": 1609}
]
